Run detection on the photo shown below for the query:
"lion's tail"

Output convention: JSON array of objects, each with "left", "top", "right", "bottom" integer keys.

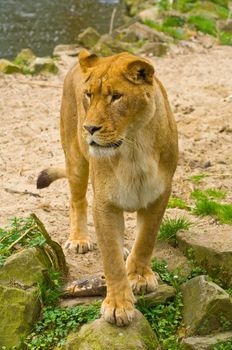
[{"left": 37, "top": 167, "right": 66, "bottom": 189}]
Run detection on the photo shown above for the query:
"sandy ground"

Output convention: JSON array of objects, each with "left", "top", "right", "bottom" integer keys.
[{"left": 0, "top": 45, "right": 232, "bottom": 280}]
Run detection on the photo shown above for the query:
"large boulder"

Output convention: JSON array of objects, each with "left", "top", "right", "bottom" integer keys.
[
  {"left": 30, "top": 57, "right": 59, "bottom": 74},
  {"left": 53, "top": 44, "right": 81, "bottom": 57},
  {"left": 177, "top": 227, "right": 232, "bottom": 287},
  {"left": 181, "top": 275, "right": 232, "bottom": 336},
  {"left": 60, "top": 310, "right": 159, "bottom": 350},
  {"left": 120, "top": 22, "right": 170, "bottom": 43},
  {"left": 78, "top": 27, "right": 101, "bottom": 48},
  {"left": 0, "top": 247, "right": 55, "bottom": 287},
  {"left": 15, "top": 48, "right": 36, "bottom": 65},
  {"left": 0, "top": 284, "right": 40, "bottom": 348},
  {"left": 182, "top": 331, "right": 232, "bottom": 349},
  {"left": 0, "top": 59, "right": 22, "bottom": 74}
]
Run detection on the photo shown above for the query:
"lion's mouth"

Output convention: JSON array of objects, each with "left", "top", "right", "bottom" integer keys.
[{"left": 90, "top": 140, "right": 122, "bottom": 149}]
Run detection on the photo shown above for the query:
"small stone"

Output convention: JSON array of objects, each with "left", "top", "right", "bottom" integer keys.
[
  {"left": 0, "top": 59, "right": 22, "bottom": 74},
  {"left": 0, "top": 284, "right": 41, "bottom": 348},
  {"left": 218, "top": 19, "right": 232, "bottom": 33},
  {"left": 63, "top": 310, "right": 159, "bottom": 350},
  {"left": 138, "top": 7, "right": 160, "bottom": 22},
  {"left": 177, "top": 227, "right": 232, "bottom": 287},
  {"left": 139, "top": 42, "right": 168, "bottom": 56},
  {"left": 181, "top": 275, "right": 232, "bottom": 336},
  {"left": 15, "top": 48, "right": 36, "bottom": 65},
  {"left": 78, "top": 27, "right": 101, "bottom": 48},
  {"left": 136, "top": 284, "right": 175, "bottom": 307},
  {"left": 182, "top": 331, "right": 232, "bottom": 350},
  {"left": 30, "top": 57, "right": 59, "bottom": 74},
  {"left": 53, "top": 44, "right": 82, "bottom": 57},
  {"left": 124, "top": 22, "right": 170, "bottom": 43}
]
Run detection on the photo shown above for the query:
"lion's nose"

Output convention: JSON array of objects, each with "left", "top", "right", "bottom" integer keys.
[{"left": 83, "top": 125, "right": 102, "bottom": 135}]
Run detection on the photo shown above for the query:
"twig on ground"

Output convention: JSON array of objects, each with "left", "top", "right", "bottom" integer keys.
[
  {"left": 7, "top": 226, "right": 36, "bottom": 251},
  {"left": 4, "top": 188, "right": 41, "bottom": 198}
]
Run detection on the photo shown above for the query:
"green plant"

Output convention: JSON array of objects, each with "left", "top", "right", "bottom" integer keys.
[
  {"left": 219, "top": 31, "right": 232, "bottom": 46},
  {"left": 193, "top": 198, "right": 232, "bottom": 224},
  {"left": 143, "top": 19, "right": 187, "bottom": 40},
  {"left": 173, "top": 0, "right": 196, "bottom": 12},
  {"left": 187, "top": 15, "right": 217, "bottom": 36},
  {"left": 188, "top": 173, "right": 208, "bottom": 183},
  {"left": 168, "top": 197, "right": 190, "bottom": 210},
  {"left": 158, "top": 217, "right": 191, "bottom": 246},
  {"left": 137, "top": 292, "right": 184, "bottom": 350},
  {"left": 191, "top": 189, "right": 227, "bottom": 200},
  {"left": 0, "top": 216, "right": 46, "bottom": 266},
  {"left": 23, "top": 304, "right": 100, "bottom": 350},
  {"left": 37, "top": 269, "right": 62, "bottom": 306},
  {"left": 163, "top": 15, "right": 186, "bottom": 27},
  {"left": 213, "top": 341, "right": 232, "bottom": 350},
  {"left": 13, "top": 57, "right": 33, "bottom": 74}
]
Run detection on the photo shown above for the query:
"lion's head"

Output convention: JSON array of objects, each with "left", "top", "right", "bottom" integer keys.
[{"left": 79, "top": 50, "right": 156, "bottom": 157}]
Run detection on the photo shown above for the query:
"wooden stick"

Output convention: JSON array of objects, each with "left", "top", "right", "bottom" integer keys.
[
  {"left": 109, "top": 8, "right": 117, "bottom": 35},
  {"left": 7, "top": 226, "right": 36, "bottom": 251}
]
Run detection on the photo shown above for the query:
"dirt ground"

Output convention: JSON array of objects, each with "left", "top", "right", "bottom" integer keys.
[{"left": 0, "top": 45, "right": 232, "bottom": 280}]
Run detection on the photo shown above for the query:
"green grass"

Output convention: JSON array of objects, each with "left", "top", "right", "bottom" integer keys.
[
  {"left": 163, "top": 15, "right": 186, "bottom": 27},
  {"left": 168, "top": 197, "right": 189, "bottom": 210},
  {"left": 0, "top": 216, "right": 46, "bottom": 266},
  {"left": 219, "top": 31, "right": 232, "bottom": 46},
  {"left": 213, "top": 340, "right": 232, "bottom": 350},
  {"left": 188, "top": 173, "right": 208, "bottom": 183},
  {"left": 193, "top": 198, "right": 232, "bottom": 224},
  {"left": 191, "top": 189, "right": 227, "bottom": 200},
  {"left": 158, "top": 217, "right": 192, "bottom": 246},
  {"left": 143, "top": 19, "right": 187, "bottom": 40},
  {"left": 187, "top": 15, "right": 217, "bottom": 35},
  {"left": 13, "top": 57, "right": 33, "bottom": 75},
  {"left": 23, "top": 304, "right": 101, "bottom": 350}
]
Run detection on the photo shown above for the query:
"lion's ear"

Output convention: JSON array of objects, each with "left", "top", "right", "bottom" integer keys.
[
  {"left": 123, "top": 59, "right": 154, "bottom": 85},
  {"left": 79, "top": 49, "right": 99, "bottom": 72}
]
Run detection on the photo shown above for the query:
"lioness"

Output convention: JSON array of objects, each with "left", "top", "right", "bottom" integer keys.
[{"left": 37, "top": 50, "right": 178, "bottom": 326}]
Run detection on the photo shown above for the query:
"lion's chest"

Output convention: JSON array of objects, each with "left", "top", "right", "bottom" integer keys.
[{"left": 111, "top": 154, "right": 165, "bottom": 212}]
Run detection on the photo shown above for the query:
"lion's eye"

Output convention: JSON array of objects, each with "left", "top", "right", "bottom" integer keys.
[
  {"left": 85, "top": 92, "right": 92, "bottom": 99},
  {"left": 111, "top": 94, "right": 122, "bottom": 102}
]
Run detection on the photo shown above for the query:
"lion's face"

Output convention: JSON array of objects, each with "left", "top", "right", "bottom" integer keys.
[{"left": 79, "top": 50, "right": 156, "bottom": 157}]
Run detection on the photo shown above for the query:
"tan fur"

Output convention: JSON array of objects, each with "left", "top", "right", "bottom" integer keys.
[{"left": 38, "top": 50, "right": 178, "bottom": 326}]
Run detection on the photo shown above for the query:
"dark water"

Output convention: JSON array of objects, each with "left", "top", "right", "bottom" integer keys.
[{"left": 0, "top": 0, "right": 124, "bottom": 59}]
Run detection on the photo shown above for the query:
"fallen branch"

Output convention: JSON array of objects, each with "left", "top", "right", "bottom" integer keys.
[
  {"left": 31, "top": 213, "right": 68, "bottom": 276},
  {"left": 7, "top": 226, "right": 36, "bottom": 251},
  {"left": 4, "top": 188, "right": 41, "bottom": 198}
]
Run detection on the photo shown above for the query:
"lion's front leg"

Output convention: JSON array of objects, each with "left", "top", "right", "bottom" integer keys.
[
  {"left": 126, "top": 189, "right": 171, "bottom": 294},
  {"left": 93, "top": 202, "right": 135, "bottom": 326}
]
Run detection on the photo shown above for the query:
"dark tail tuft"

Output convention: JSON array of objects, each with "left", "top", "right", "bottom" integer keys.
[{"left": 37, "top": 169, "right": 52, "bottom": 189}]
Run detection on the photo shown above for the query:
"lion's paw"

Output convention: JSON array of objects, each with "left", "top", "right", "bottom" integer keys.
[
  {"left": 101, "top": 297, "right": 135, "bottom": 326},
  {"left": 64, "top": 238, "right": 94, "bottom": 254},
  {"left": 127, "top": 270, "right": 158, "bottom": 295}
]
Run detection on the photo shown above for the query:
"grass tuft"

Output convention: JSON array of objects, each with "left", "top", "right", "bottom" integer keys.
[
  {"left": 158, "top": 217, "right": 191, "bottom": 246},
  {"left": 187, "top": 15, "right": 217, "bottom": 35},
  {"left": 168, "top": 197, "right": 189, "bottom": 210},
  {"left": 193, "top": 198, "right": 232, "bottom": 224}
]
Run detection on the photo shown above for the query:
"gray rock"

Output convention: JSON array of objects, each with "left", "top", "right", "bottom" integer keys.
[
  {"left": 0, "top": 284, "right": 41, "bottom": 348},
  {"left": 62, "top": 310, "right": 159, "bottom": 350},
  {"left": 0, "top": 59, "right": 22, "bottom": 74},
  {"left": 136, "top": 283, "right": 175, "bottom": 307},
  {"left": 182, "top": 331, "right": 232, "bottom": 350},
  {"left": 182, "top": 275, "right": 232, "bottom": 336},
  {"left": 139, "top": 42, "right": 168, "bottom": 56},
  {"left": 78, "top": 27, "right": 101, "bottom": 48},
  {"left": 138, "top": 7, "right": 160, "bottom": 23},
  {"left": 177, "top": 227, "right": 232, "bottom": 287},
  {"left": 123, "top": 22, "right": 170, "bottom": 43},
  {"left": 0, "top": 247, "right": 53, "bottom": 288},
  {"left": 218, "top": 19, "right": 232, "bottom": 33},
  {"left": 30, "top": 57, "right": 59, "bottom": 74},
  {"left": 53, "top": 44, "right": 82, "bottom": 57}
]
